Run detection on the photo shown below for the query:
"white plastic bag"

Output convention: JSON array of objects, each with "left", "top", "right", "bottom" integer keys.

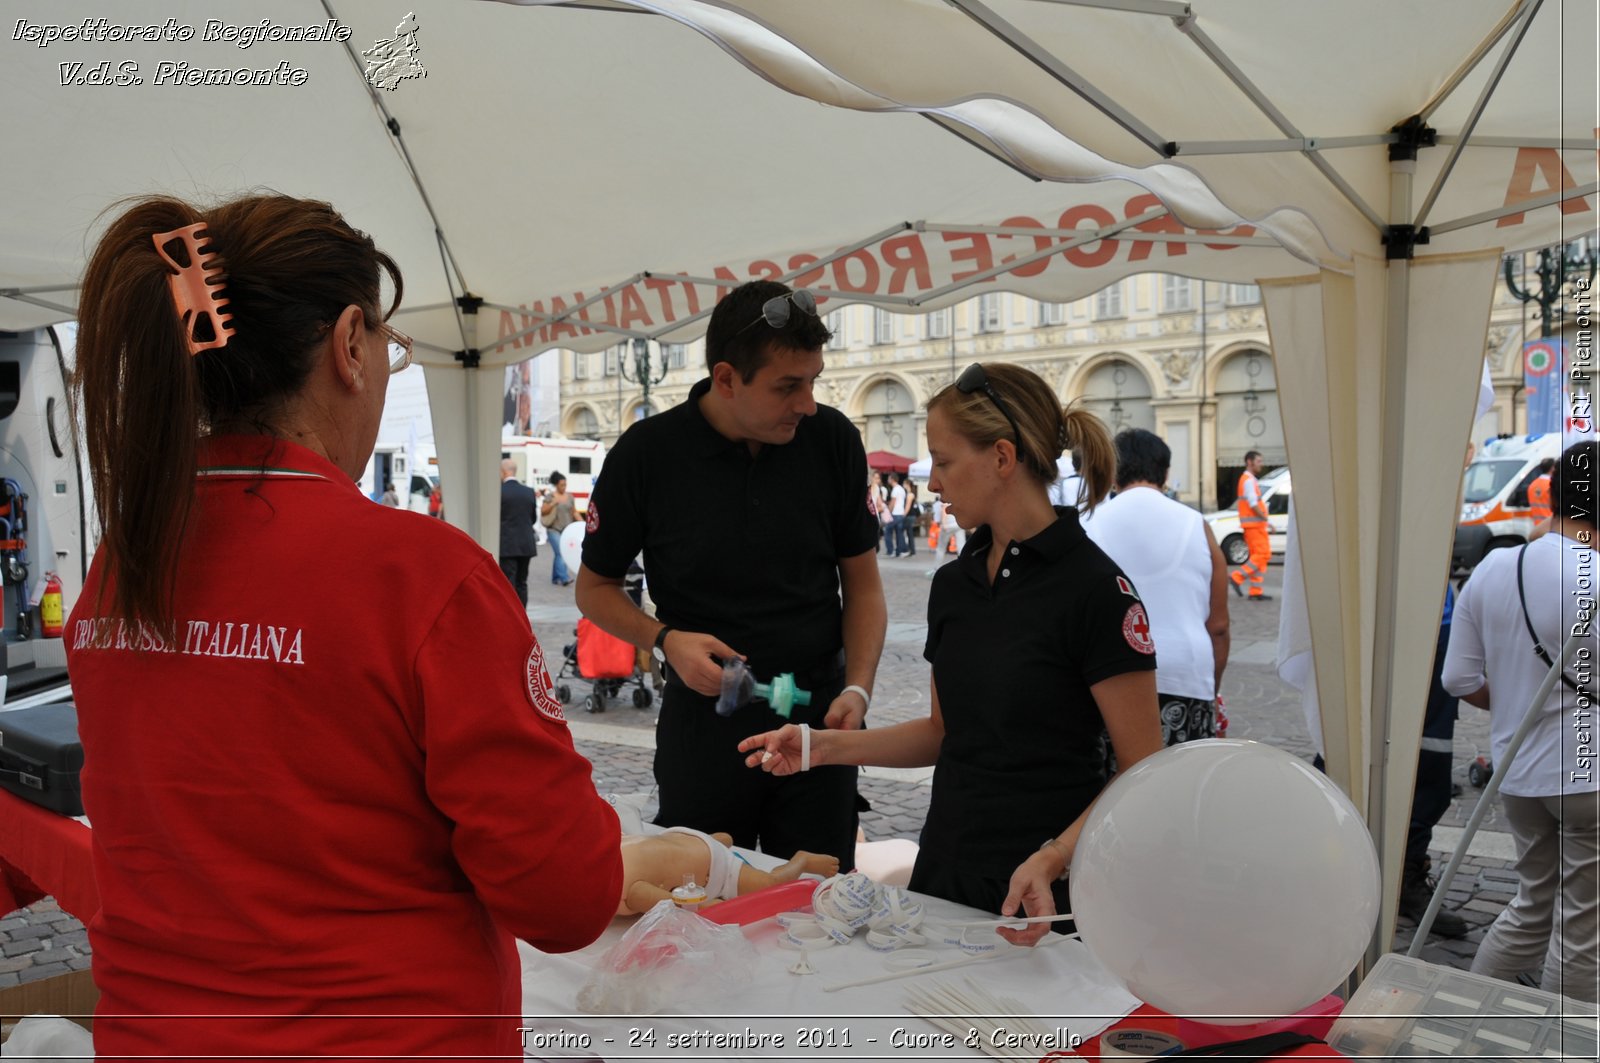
[
  {"left": 576, "top": 900, "right": 756, "bottom": 1014},
  {"left": 2, "top": 1015, "right": 96, "bottom": 1060}
]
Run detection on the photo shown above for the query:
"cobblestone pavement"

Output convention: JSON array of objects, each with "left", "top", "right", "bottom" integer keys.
[{"left": 0, "top": 549, "right": 1528, "bottom": 990}]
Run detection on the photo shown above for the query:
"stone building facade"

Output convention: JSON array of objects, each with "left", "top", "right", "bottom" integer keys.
[{"left": 550, "top": 266, "right": 1545, "bottom": 511}]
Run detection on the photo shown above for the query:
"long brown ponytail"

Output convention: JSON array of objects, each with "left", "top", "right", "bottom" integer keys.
[
  {"left": 73, "top": 194, "right": 401, "bottom": 636},
  {"left": 1060, "top": 404, "right": 1115, "bottom": 513}
]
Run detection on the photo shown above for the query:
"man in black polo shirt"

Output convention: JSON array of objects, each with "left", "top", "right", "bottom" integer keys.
[{"left": 575, "top": 280, "right": 886, "bottom": 868}]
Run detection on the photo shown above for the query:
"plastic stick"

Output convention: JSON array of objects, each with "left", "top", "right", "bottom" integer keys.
[{"left": 820, "top": 932, "right": 1075, "bottom": 991}]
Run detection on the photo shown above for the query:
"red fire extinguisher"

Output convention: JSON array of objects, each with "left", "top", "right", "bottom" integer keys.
[{"left": 40, "top": 571, "right": 63, "bottom": 638}]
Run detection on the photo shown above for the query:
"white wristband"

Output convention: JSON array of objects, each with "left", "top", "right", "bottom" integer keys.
[
  {"left": 799, "top": 723, "right": 812, "bottom": 772},
  {"left": 841, "top": 684, "right": 871, "bottom": 711}
]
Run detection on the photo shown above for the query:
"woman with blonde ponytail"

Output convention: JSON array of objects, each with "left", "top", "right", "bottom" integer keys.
[
  {"left": 741, "top": 361, "right": 1161, "bottom": 945},
  {"left": 67, "top": 194, "right": 621, "bottom": 1059}
]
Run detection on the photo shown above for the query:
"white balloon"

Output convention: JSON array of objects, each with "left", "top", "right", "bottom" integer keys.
[
  {"left": 560, "top": 520, "right": 586, "bottom": 574},
  {"left": 1070, "top": 739, "right": 1378, "bottom": 1024}
]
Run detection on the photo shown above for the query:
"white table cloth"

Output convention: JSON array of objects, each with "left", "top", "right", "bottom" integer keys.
[{"left": 517, "top": 873, "right": 1138, "bottom": 1061}]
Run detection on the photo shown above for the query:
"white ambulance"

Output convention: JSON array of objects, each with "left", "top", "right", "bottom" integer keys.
[
  {"left": 1452, "top": 433, "right": 1562, "bottom": 571},
  {"left": 359, "top": 445, "right": 434, "bottom": 513},
  {"left": 0, "top": 328, "right": 88, "bottom": 706},
  {"left": 501, "top": 436, "right": 606, "bottom": 514}
]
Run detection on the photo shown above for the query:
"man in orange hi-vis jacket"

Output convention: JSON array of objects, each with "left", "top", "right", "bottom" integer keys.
[
  {"left": 1229, "top": 450, "right": 1272, "bottom": 600},
  {"left": 1527, "top": 457, "right": 1555, "bottom": 523}
]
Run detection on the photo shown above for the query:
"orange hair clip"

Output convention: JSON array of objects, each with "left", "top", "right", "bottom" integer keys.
[{"left": 151, "top": 222, "right": 236, "bottom": 356}]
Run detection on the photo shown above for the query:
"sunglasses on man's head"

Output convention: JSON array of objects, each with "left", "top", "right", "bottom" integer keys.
[
  {"left": 735, "top": 288, "right": 820, "bottom": 336},
  {"left": 954, "top": 362, "right": 1022, "bottom": 450}
]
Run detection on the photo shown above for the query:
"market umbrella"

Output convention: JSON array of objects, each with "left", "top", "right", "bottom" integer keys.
[{"left": 865, "top": 450, "right": 914, "bottom": 474}]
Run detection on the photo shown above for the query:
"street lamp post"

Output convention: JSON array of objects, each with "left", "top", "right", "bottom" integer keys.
[
  {"left": 1505, "top": 241, "right": 1596, "bottom": 338},
  {"left": 620, "top": 337, "right": 670, "bottom": 417}
]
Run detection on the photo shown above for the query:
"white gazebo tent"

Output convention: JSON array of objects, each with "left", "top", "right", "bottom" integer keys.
[{"left": 2, "top": 0, "right": 1594, "bottom": 960}]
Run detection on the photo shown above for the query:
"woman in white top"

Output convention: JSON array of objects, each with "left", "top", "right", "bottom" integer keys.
[
  {"left": 1085, "top": 428, "right": 1231, "bottom": 746},
  {"left": 1442, "top": 440, "right": 1598, "bottom": 1002},
  {"left": 873, "top": 471, "right": 893, "bottom": 554}
]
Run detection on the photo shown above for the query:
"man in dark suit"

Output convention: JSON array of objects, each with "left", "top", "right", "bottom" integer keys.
[{"left": 498, "top": 459, "right": 540, "bottom": 606}]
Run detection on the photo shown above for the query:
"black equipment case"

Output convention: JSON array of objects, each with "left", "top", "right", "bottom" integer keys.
[{"left": 0, "top": 702, "right": 84, "bottom": 816}]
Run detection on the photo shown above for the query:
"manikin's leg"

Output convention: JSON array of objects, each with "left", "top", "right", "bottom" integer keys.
[
  {"left": 767, "top": 849, "right": 841, "bottom": 882},
  {"left": 714, "top": 831, "right": 840, "bottom": 895}
]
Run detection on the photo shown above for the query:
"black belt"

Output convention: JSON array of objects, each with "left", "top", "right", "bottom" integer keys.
[{"left": 662, "top": 649, "right": 846, "bottom": 694}]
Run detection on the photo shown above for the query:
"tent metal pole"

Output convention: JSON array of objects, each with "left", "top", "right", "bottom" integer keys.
[
  {"left": 1022, "top": 0, "right": 1190, "bottom": 17},
  {"left": 461, "top": 302, "right": 483, "bottom": 544},
  {"left": 1418, "top": 0, "right": 1540, "bottom": 123},
  {"left": 326, "top": 0, "right": 471, "bottom": 317},
  {"left": 919, "top": 222, "right": 1276, "bottom": 247},
  {"left": 638, "top": 278, "right": 925, "bottom": 309},
  {"left": 475, "top": 274, "right": 649, "bottom": 354},
  {"left": 638, "top": 272, "right": 742, "bottom": 289},
  {"left": 637, "top": 225, "right": 912, "bottom": 298},
  {"left": 1434, "top": 135, "right": 1598, "bottom": 151},
  {"left": 1364, "top": 154, "right": 1418, "bottom": 973},
  {"left": 476, "top": 313, "right": 556, "bottom": 357},
  {"left": 477, "top": 207, "right": 1274, "bottom": 357},
  {"left": 772, "top": 224, "right": 917, "bottom": 282},
  {"left": 1414, "top": 0, "right": 1543, "bottom": 230},
  {"left": 1174, "top": 15, "right": 1386, "bottom": 233},
  {"left": 619, "top": 224, "right": 921, "bottom": 335},
  {"left": 1429, "top": 182, "right": 1600, "bottom": 236},
  {"left": 1408, "top": 627, "right": 1589, "bottom": 953},
  {"left": 481, "top": 315, "right": 642, "bottom": 353},
  {"left": 921, "top": 114, "right": 1045, "bottom": 182},
  {"left": 1199, "top": 279, "right": 1209, "bottom": 509},
  {"left": 1171, "top": 135, "right": 1395, "bottom": 156},
  {"left": 412, "top": 339, "right": 463, "bottom": 357},
  {"left": 948, "top": 0, "right": 1169, "bottom": 156},
  {"left": 327, "top": 3, "right": 482, "bottom": 364},
  {"left": 390, "top": 302, "right": 458, "bottom": 317},
  {"left": 0, "top": 293, "right": 77, "bottom": 316},
  {"left": 918, "top": 209, "right": 1163, "bottom": 303},
  {"left": 540, "top": 274, "right": 648, "bottom": 327}
]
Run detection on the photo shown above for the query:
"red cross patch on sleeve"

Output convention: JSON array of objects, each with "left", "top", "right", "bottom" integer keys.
[
  {"left": 525, "top": 640, "right": 567, "bottom": 723},
  {"left": 1122, "top": 603, "right": 1156, "bottom": 655},
  {"left": 585, "top": 502, "right": 600, "bottom": 534}
]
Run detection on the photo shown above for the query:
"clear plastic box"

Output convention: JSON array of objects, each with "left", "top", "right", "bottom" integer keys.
[{"left": 1326, "top": 954, "right": 1598, "bottom": 1060}]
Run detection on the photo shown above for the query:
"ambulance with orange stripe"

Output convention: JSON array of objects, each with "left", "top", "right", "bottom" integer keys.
[
  {"left": 1452, "top": 433, "right": 1562, "bottom": 572},
  {"left": 501, "top": 436, "right": 606, "bottom": 515}
]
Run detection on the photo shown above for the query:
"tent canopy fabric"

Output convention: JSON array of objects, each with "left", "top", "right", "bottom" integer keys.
[
  {"left": 5, "top": 2, "right": 1589, "bottom": 353},
  {"left": 3, "top": 0, "right": 1594, "bottom": 960},
  {"left": 866, "top": 451, "right": 914, "bottom": 474}
]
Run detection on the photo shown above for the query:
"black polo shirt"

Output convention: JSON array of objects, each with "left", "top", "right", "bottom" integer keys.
[
  {"left": 920, "top": 507, "right": 1157, "bottom": 876},
  {"left": 583, "top": 377, "right": 878, "bottom": 678}
]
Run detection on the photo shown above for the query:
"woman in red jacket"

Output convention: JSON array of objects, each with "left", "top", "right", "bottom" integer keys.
[{"left": 68, "top": 194, "right": 622, "bottom": 1061}]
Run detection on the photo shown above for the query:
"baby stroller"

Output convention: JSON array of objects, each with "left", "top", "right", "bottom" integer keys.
[
  {"left": 551, "top": 558, "right": 654, "bottom": 714},
  {"left": 552, "top": 618, "right": 653, "bottom": 713}
]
